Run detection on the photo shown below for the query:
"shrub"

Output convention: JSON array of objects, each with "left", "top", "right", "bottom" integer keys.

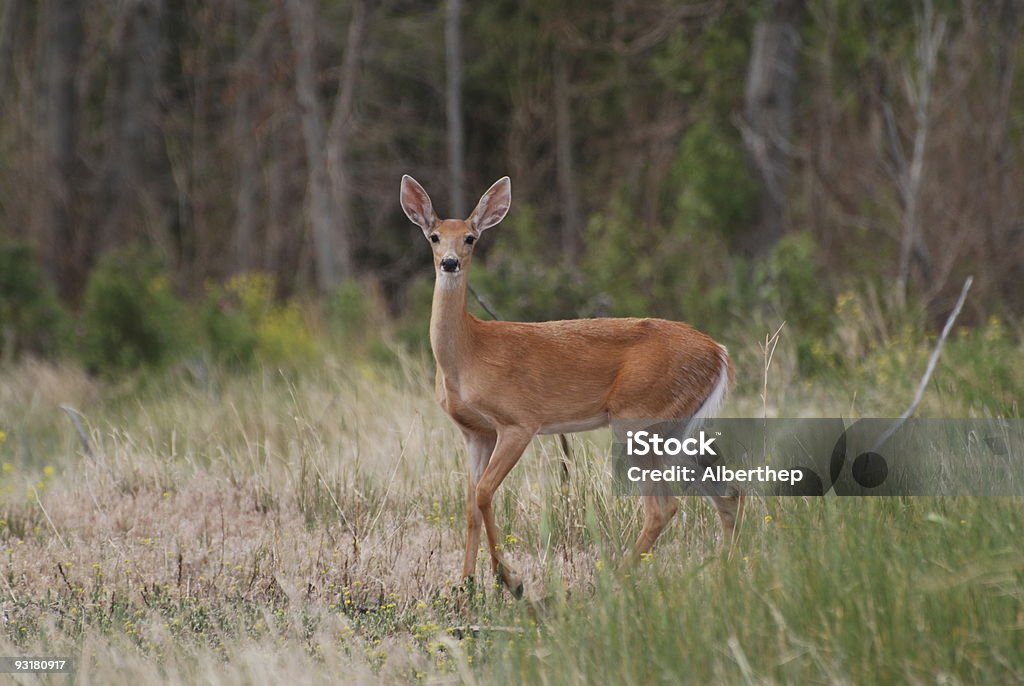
[
  {"left": 759, "top": 233, "right": 835, "bottom": 375},
  {"left": 393, "top": 274, "right": 435, "bottom": 355},
  {"left": 0, "top": 242, "right": 70, "bottom": 360},
  {"left": 201, "top": 272, "right": 317, "bottom": 367},
  {"left": 326, "top": 280, "right": 372, "bottom": 340},
  {"left": 81, "top": 246, "right": 184, "bottom": 372},
  {"left": 670, "top": 119, "right": 758, "bottom": 242}
]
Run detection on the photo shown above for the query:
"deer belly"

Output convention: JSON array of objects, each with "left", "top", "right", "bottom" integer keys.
[{"left": 538, "top": 414, "right": 609, "bottom": 435}]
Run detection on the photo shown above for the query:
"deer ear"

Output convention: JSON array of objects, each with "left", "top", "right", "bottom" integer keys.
[
  {"left": 400, "top": 175, "right": 439, "bottom": 234},
  {"left": 468, "top": 177, "right": 511, "bottom": 233}
]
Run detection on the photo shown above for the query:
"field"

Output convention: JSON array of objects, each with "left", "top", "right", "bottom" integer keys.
[{"left": 1, "top": 328, "right": 1023, "bottom": 685}]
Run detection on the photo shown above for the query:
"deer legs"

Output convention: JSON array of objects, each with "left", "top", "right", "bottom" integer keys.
[
  {"left": 465, "top": 426, "right": 535, "bottom": 597},
  {"left": 461, "top": 432, "right": 495, "bottom": 581}
]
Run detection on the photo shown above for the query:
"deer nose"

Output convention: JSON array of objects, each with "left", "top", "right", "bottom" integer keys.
[{"left": 440, "top": 256, "right": 460, "bottom": 272}]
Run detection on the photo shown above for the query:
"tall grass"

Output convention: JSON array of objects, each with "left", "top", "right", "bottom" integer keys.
[{"left": 0, "top": 322, "right": 1022, "bottom": 684}]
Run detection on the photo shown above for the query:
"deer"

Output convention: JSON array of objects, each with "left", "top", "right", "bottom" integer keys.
[{"left": 400, "top": 174, "right": 743, "bottom": 598}]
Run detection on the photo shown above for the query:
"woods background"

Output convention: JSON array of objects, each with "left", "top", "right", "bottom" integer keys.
[{"left": 1, "top": 0, "right": 1023, "bottom": 368}]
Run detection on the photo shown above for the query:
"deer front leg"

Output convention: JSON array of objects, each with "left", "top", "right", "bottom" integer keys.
[
  {"left": 474, "top": 426, "right": 535, "bottom": 598},
  {"left": 462, "top": 431, "right": 496, "bottom": 583}
]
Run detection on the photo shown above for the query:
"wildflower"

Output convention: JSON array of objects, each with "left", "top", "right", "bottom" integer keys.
[
  {"left": 0, "top": 431, "right": 7, "bottom": 443},
  {"left": 43, "top": 465, "right": 55, "bottom": 478},
  {"left": 764, "top": 515, "right": 774, "bottom": 524}
]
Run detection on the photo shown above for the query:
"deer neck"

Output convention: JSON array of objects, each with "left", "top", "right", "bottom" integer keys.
[{"left": 429, "top": 274, "right": 476, "bottom": 382}]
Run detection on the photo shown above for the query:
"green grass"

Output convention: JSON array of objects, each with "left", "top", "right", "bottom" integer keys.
[{"left": 0, "top": 326, "right": 1022, "bottom": 684}]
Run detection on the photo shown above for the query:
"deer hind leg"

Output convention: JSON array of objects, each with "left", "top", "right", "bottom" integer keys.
[
  {"left": 462, "top": 431, "right": 496, "bottom": 583},
  {"left": 474, "top": 426, "right": 535, "bottom": 597},
  {"left": 707, "top": 485, "right": 745, "bottom": 541},
  {"left": 622, "top": 494, "right": 678, "bottom": 570}
]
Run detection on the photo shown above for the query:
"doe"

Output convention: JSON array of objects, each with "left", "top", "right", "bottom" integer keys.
[{"left": 401, "top": 175, "right": 743, "bottom": 597}]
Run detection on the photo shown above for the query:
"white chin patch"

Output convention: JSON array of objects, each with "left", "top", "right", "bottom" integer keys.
[{"left": 437, "top": 270, "right": 462, "bottom": 288}]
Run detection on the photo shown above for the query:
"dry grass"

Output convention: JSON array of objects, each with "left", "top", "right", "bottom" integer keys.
[
  {"left": 0, "top": 353, "right": 642, "bottom": 682},
  {"left": 1, "top": 331, "right": 1022, "bottom": 683}
]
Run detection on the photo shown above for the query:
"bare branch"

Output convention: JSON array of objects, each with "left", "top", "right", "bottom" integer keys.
[
  {"left": 60, "top": 404, "right": 96, "bottom": 462},
  {"left": 874, "top": 275, "right": 973, "bottom": 451}
]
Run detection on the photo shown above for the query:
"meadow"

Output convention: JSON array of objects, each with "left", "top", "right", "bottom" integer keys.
[{"left": 1, "top": 313, "right": 1023, "bottom": 685}]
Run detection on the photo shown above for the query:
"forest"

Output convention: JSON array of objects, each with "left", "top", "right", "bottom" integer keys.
[{"left": 2, "top": 0, "right": 1022, "bottom": 365}]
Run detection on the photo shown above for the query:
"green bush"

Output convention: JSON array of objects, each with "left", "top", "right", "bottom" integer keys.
[
  {"left": 0, "top": 242, "right": 70, "bottom": 360},
  {"left": 763, "top": 233, "right": 832, "bottom": 333},
  {"left": 393, "top": 274, "right": 435, "bottom": 355},
  {"left": 940, "top": 315, "right": 1023, "bottom": 417},
  {"left": 201, "top": 272, "right": 317, "bottom": 367},
  {"left": 326, "top": 280, "right": 372, "bottom": 340},
  {"left": 201, "top": 290, "right": 259, "bottom": 365},
  {"left": 759, "top": 233, "right": 835, "bottom": 375},
  {"left": 81, "top": 246, "right": 184, "bottom": 372},
  {"left": 670, "top": 120, "right": 758, "bottom": 242},
  {"left": 466, "top": 202, "right": 594, "bottom": 321}
]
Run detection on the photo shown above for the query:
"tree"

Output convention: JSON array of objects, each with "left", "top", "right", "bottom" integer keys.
[
  {"left": 95, "top": 0, "right": 167, "bottom": 257},
  {"left": 40, "top": 0, "right": 83, "bottom": 298},
  {"left": 553, "top": 44, "right": 580, "bottom": 265},
  {"left": 740, "top": 0, "right": 805, "bottom": 256},
  {"left": 286, "top": 0, "right": 369, "bottom": 293},
  {"left": 446, "top": 0, "right": 466, "bottom": 218}
]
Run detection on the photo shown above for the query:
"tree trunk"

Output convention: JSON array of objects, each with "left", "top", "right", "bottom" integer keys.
[
  {"left": 446, "top": 0, "right": 466, "bottom": 217},
  {"left": 0, "top": 0, "right": 25, "bottom": 108},
  {"left": 231, "top": 2, "right": 258, "bottom": 274},
  {"left": 553, "top": 47, "right": 580, "bottom": 265},
  {"left": 41, "top": 0, "right": 83, "bottom": 298},
  {"left": 97, "top": 0, "right": 166, "bottom": 256},
  {"left": 740, "top": 0, "right": 804, "bottom": 256},
  {"left": 287, "top": 0, "right": 367, "bottom": 292},
  {"left": 325, "top": 0, "right": 368, "bottom": 284},
  {"left": 894, "top": 0, "right": 943, "bottom": 302},
  {"left": 286, "top": 0, "right": 336, "bottom": 292}
]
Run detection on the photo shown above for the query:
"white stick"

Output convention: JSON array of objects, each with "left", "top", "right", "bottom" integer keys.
[{"left": 874, "top": 275, "right": 973, "bottom": 450}]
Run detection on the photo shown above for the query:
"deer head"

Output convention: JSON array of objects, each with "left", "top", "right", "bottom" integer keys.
[{"left": 400, "top": 175, "right": 511, "bottom": 282}]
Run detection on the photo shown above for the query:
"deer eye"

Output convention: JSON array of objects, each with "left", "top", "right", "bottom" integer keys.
[
  {"left": 430, "top": 234, "right": 440, "bottom": 243},
  {"left": 464, "top": 235, "right": 476, "bottom": 246}
]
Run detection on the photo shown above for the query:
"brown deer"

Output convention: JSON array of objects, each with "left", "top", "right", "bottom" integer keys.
[{"left": 401, "top": 175, "right": 743, "bottom": 597}]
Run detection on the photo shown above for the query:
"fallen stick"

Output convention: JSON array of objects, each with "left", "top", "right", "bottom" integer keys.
[
  {"left": 874, "top": 275, "right": 973, "bottom": 450},
  {"left": 60, "top": 404, "right": 96, "bottom": 462}
]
